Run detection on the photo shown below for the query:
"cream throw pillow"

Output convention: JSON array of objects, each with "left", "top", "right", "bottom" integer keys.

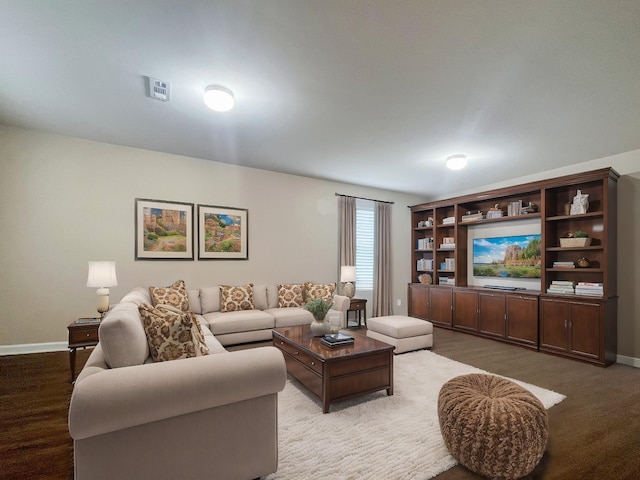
[
  {"left": 277, "top": 284, "right": 305, "bottom": 308},
  {"left": 304, "top": 282, "right": 336, "bottom": 303},
  {"left": 220, "top": 284, "right": 255, "bottom": 312},
  {"left": 139, "top": 304, "right": 210, "bottom": 362},
  {"left": 149, "top": 279, "right": 191, "bottom": 312}
]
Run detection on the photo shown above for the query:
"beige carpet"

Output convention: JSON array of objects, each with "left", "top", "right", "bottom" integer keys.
[{"left": 267, "top": 349, "right": 565, "bottom": 480}]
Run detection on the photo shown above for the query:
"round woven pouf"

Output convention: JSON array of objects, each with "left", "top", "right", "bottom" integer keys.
[{"left": 438, "top": 374, "right": 549, "bottom": 480}]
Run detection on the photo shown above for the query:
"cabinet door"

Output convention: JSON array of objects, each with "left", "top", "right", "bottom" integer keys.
[
  {"left": 408, "top": 284, "right": 430, "bottom": 320},
  {"left": 453, "top": 290, "right": 478, "bottom": 332},
  {"left": 429, "top": 287, "right": 452, "bottom": 327},
  {"left": 540, "top": 298, "right": 570, "bottom": 352},
  {"left": 479, "top": 292, "right": 505, "bottom": 338},
  {"left": 506, "top": 295, "right": 538, "bottom": 347},
  {"left": 569, "top": 301, "right": 602, "bottom": 360}
]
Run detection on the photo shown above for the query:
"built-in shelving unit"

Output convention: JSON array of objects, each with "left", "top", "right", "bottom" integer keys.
[{"left": 408, "top": 168, "right": 618, "bottom": 366}]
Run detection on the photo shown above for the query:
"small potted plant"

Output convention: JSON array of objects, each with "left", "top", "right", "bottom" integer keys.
[
  {"left": 304, "top": 298, "right": 334, "bottom": 336},
  {"left": 560, "top": 230, "right": 591, "bottom": 248}
]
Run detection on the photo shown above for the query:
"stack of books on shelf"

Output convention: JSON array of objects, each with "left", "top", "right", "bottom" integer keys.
[
  {"left": 575, "top": 282, "right": 604, "bottom": 297},
  {"left": 461, "top": 212, "right": 484, "bottom": 222},
  {"left": 321, "top": 333, "right": 354, "bottom": 347},
  {"left": 438, "top": 276, "right": 455, "bottom": 285},
  {"left": 442, "top": 216, "right": 455, "bottom": 225},
  {"left": 417, "top": 258, "right": 433, "bottom": 271},
  {"left": 507, "top": 200, "right": 523, "bottom": 216},
  {"left": 417, "top": 238, "right": 434, "bottom": 250},
  {"left": 439, "top": 237, "right": 455, "bottom": 249},
  {"left": 553, "top": 261, "right": 575, "bottom": 269},
  {"left": 547, "top": 280, "right": 575, "bottom": 294}
]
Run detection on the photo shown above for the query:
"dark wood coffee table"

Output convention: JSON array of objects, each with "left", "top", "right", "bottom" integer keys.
[{"left": 272, "top": 325, "right": 394, "bottom": 413}]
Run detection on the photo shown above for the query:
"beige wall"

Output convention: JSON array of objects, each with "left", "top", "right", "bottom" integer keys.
[
  {"left": 0, "top": 126, "right": 424, "bottom": 347},
  {"left": 1, "top": 125, "right": 638, "bottom": 363}
]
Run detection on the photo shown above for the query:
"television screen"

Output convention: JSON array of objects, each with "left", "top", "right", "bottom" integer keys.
[{"left": 473, "top": 234, "right": 542, "bottom": 278}]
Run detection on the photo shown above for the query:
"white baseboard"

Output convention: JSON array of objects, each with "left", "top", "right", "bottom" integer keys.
[
  {"left": 0, "top": 342, "right": 67, "bottom": 356},
  {"left": 616, "top": 354, "right": 640, "bottom": 368}
]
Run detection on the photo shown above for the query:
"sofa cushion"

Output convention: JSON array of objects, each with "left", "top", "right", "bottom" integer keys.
[
  {"left": 99, "top": 302, "right": 150, "bottom": 368},
  {"left": 304, "top": 282, "right": 336, "bottom": 303},
  {"left": 220, "top": 284, "right": 255, "bottom": 312},
  {"left": 149, "top": 280, "right": 191, "bottom": 312},
  {"left": 195, "top": 317, "right": 227, "bottom": 354},
  {"left": 265, "top": 285, "right": 280, "bottom": 309},
  {"left": 277, "top": 284, "right": 304, "bottom": 308},
  {"left": 265, "top": 307, "right": 314, "bottom": 328},
  {"left": 252, "top": 285, "right": 268, "bottom": 311},
  {"left": 203, "top": 310, "right": 275, "bottom": 336},
  {"left": 139, "top": 304, "right": 210, "bottom": 362},
  {"left": 200, "top": 286, "right": 221, "bottom": 314},
  {"left": 188, "top": 289, "right": 202, "bottom": 314}
]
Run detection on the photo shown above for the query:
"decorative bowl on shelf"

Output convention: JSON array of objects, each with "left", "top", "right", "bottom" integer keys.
[
  {"left": 577, "top": 257, "right": 591, "bottom": 268},
  {"left": 418, "top": 273, "right": 432, "bottom": 285}
]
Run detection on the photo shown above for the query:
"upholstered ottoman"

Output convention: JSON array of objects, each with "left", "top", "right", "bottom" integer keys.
[
  {"left": 366, "top": 315, "right": 433, "bottom": 354},
  {"left": 438, "top": 374, "right": 549, "bottom": 480}
]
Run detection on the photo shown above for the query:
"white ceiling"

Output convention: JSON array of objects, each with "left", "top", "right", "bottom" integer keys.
[{"left": 2, "top": 1, "right": 639, "bottom": 198}]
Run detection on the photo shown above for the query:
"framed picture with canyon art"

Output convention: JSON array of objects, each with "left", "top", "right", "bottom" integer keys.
[
  {"left": 197, "top": 204, "right": 248, "bottom": 260},
  {"left": 135, "top": 198, "right": 194, "bottom": 260}
]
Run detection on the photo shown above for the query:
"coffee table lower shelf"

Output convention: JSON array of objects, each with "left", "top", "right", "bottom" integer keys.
[{"left": 273, "top": 326, "right": 394, "bottom": 413}]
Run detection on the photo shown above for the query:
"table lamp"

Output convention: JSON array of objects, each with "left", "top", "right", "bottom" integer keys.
[
  {"left": 340, "top": 265, "right": 356, "bottom": 298},
  {"left": 86, "top": 261, "right": 118, "bottom": 318}
]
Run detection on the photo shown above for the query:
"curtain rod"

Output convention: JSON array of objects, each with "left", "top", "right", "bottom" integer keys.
[{"left": 335, "top": 193, "right": 394, "bottom": 205}]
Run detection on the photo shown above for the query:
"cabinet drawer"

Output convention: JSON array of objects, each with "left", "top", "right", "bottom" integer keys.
[
  {"left": 274, "top": 339, "right": 322, "bottom": 374},
  {"left": 349, "top": 299, "right": 366, "bottom": 310},
  {"left": 69, "top": 327, "right": 99, "bottom": 345}
]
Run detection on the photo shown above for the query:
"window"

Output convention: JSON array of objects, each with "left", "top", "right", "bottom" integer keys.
[{"left": 355, "top": 198, "right": 374, "bottom": 291}]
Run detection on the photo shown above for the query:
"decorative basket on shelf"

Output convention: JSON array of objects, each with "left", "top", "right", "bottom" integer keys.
[
  {"left": 559, "top": 231, "right": 591, "bottom": 248},
  {"left": 559, "top": 237, "right": 591, "bottom": 247}
]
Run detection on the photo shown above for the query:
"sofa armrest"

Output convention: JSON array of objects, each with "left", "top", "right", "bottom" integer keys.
[
  {"left": 69, "top": 346, "right": 286, "bottom": 440},
  {"left": 332, "top": 294, "right": 350, "bottom": 327}
]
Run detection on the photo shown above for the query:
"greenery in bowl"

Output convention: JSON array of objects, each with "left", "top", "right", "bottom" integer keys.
[
  {"left": 571, "top": 230, "right": 589, "bottom": 238},
  {"left": 304, "top": 298, "right": 334, "bottom": 321}
]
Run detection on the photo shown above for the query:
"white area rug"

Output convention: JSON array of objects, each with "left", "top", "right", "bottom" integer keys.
[{"left": 266, "top": 349, "right": 565, "bottom": 480}]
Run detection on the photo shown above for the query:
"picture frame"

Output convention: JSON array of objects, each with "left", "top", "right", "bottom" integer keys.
[
  {"left": 198, "top": 204, "right": 248, "bottom": 260},
  {"left": 135, "top": 198, "right": 194, "bottom": 260}
]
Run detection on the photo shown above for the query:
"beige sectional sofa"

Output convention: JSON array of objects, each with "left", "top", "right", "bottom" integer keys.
[{"left": 69, "top": 282, "right": 349, "bottom": 480}]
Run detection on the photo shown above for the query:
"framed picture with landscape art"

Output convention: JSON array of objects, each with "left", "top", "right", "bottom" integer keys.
[
  {"left": 198, "top": 204, "right": 248, "bottom": 260},
  {"left": 135, "top": 198, "right": 194, "bottom": 260}
]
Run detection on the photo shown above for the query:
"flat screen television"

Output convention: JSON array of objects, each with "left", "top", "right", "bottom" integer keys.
[{"left": 473, "top": 234, "right": 542, "bottom": 278}]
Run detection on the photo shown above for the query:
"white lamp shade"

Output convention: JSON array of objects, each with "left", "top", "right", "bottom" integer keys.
[
  {"left": 86, "top": 261, "right": 118, "bottom": 288},
  {"left": 203, "top": 85, "right": 235, "bottom": 112},
  {"left": 340, "top": 266, "right": 356, "bottom": 283}
]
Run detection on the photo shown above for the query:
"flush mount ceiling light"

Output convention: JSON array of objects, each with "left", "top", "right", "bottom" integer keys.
[
  {"left": 446, "top": 154, "right": 468, "bottom": 170},
  {"left": 203, "top": 85, "right": 235, "bottom": 112}
]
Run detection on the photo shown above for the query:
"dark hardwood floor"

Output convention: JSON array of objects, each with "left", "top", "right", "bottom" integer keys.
[{"left": 1, "top": 327, "right": 639, "bottom": 479}]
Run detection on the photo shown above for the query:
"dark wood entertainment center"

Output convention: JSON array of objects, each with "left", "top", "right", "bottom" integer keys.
[{"left": 409, "top": 168, "right": 618, "bottom": 366}]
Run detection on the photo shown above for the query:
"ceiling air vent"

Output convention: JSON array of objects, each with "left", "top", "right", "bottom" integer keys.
[{"left": 146, "top": 76, "right": 170, "bottom": 102}]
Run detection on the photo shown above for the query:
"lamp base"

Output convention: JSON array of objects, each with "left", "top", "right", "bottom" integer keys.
[
  {"left": 343, "top": 282, "right": 355, "bottom": 298},
  {"left": 96, "top": 288, "right": 110, "bottom": 319}
]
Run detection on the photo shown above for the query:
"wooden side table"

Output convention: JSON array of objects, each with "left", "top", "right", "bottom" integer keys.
[
  {"left": 67, "top": 319, "right": 101, "bottom": 382},
  {"left": 347, "top": 298, "right": 367, "bottom": 328}
]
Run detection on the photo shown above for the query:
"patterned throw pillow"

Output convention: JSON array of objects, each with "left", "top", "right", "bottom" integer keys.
[
  {"left": 139, "top": 304, "right": 210, "bottom": 362},
  {"left": 149, "top": 280, "right": 191, "bottom": 312},
  {"left": 304, "top": 282, "right": 336, "bottom": 303},
  {"left": 277, "top": 284, "right": 305, "bottom": 308},
  {"left": 220, "top": 284, "right": 255, "bottom": 312}
]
